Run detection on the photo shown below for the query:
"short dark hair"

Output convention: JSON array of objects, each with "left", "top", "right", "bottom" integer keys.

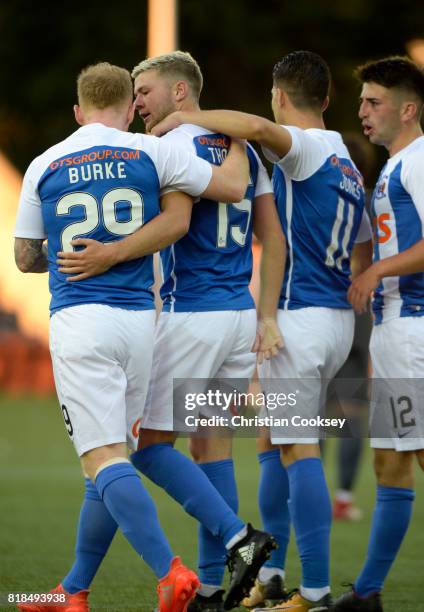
[
  {"left": 356, "top": 56, "right": 424, "bottom": 104},
  {"left": 272, "top": 50, "right": 331, "bottom": 111}
]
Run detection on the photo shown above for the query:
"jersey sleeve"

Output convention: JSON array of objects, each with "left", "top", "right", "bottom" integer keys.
[
  {"left": 248, "top": 145, "right": 273, "bottom": 197},
  {"left": 354, "top": 209, "right": 372, "bottom": 244},
  {"left": 401, "top": 152, "right": 424, "bottom": 224},
  {"left": 262, "top": 125, "right": 327, "bottom": 180},
  {"left": 154, "top": 137, "right": 212, "bottom": 197},
  {"left": 14, "top": 161, "right": 47, "bottom": 239}
]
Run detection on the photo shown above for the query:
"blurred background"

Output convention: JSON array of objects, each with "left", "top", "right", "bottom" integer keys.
[{"left": 0, "top": 0, "right": 423, "bottom": 393}]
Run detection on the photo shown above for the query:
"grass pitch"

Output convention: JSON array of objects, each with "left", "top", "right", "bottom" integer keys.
[{"left": 1, "top": 396, "right": 423, "bottom": 611}]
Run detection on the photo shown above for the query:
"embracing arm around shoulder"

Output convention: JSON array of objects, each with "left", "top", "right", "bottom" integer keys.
[
  {"left": 57, "top": 191, "right": 193, "bottom": 282},
  {"left": 152, "top": 110, "right": 293, "bottom": 161},
  {"left": 201, "top": 138, "right": 250, "bottom": 203}
]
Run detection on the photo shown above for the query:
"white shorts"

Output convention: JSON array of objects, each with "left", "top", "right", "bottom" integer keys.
[
  {"left": 141, "top": 310, "right": 257, "bottom": 431},
  {"left": 50, "top": 304, "right": 155, "bottom": 456},
  {"left": 259, "top": 307, "right": 354, "bottom": 444},
  {"left": 370, "top": 317, "right": 424, "bottom": 451}
]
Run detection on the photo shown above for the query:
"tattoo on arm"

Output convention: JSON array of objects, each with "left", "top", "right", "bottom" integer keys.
[{"left": 15, "top": 238, "right": 48, "bottom": 273}]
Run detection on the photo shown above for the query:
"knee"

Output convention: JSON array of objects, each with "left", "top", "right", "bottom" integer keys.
[
  {"left": 138, "top": 428, "right": 176, "bottom": 450},
  {"left": 280, "top": 443, "right": 320, "bottom": 467},
  {"left": 374, "top": 449, "right": 414, "bottom": 488},
  {"left": 81, "top": 442, "right": 128, "bottom": 481},
  {"left": 189, "top": 436, "right": 232, "bottom": 463}
]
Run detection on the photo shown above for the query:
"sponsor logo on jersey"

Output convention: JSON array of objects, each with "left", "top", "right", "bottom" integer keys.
[
  {"left": 373, "top": 213, "right": 392, "bottom": 244},
  {"left": 197, "top": 135, "right": 230, "bottom": 148}
]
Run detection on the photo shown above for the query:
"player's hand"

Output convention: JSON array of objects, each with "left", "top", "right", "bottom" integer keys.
[
  {"left": 57, "top": 238, "right": 118, "bottom": 281},
  {"left": 151, "top": 111, "right": 184, "bottom": 136},
  {"left": 252, "top": 317, "right": 284, "bottom": 365},
  {"left": 347, "top": 265, "right": 381, "bottom": 313}
]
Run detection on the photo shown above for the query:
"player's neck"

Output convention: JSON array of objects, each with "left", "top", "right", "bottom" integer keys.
[
  {"left": 177, "top": 100, "right": 200, "bottom": 113},
  {"left": 387, "top": 124, "right": 423, "bottom": 157},
  {"left": 81, "top": 110, "right": 129, "bottom": 131},
  {"left": 279, "top": 109, "right": 325, "bottom": 130}
]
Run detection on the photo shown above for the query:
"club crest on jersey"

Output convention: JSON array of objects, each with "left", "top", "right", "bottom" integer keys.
[{"left": 375, "top": 177, "right": 387, "bottom": 199}]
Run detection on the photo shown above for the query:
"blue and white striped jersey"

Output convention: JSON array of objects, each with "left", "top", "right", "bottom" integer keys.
[
  {"left": 371, "top": 135, "right": 424, "bottom": 325},
  {"left": 263, "top": 126, "right": 370, "bottom": 310},
  {"left": 15, "top": 123, "right": 212, "bottom": 314},
  {"left": 159, "top": 124, "right": 273, "bottom": 312}
]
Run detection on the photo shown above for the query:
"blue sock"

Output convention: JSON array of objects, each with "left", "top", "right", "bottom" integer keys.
[
  {"left": 197, "top": 459, "right": 239, "bottom": 586},
  {"left": 287, "top": 458, "right": 331, "bottom": 588},
  {"left": 355, "top": 486, "right": 415, "bottom": 596},
  {"left": 131, "top": 444, "right": 244, "bottom": 545},
  {"left": 95, "top": 462, "right": 173, "bottom": 578},
  {"left": 62, "top": 479, "right": 118, "bottom": 593},
  {"left": 258, "top": 450, "right": 290, "bottom": 572}
]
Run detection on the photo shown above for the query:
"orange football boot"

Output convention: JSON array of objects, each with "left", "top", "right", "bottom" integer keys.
[
  {"left": 157, "top": 557, "right": 200, "bottom": 612},
  {"left": 17, "top": 584, "right": 89, "bottom": 611}
]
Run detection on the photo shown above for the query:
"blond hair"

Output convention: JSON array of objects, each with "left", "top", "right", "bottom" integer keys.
[
  {"left": 132, "top": 51, "right": 203, "bottom": 99},
  {"left": 77, "top": 62, "right": 133, "bottom": 110}
]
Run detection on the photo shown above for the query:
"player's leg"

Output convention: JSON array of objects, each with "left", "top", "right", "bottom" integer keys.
[
  {"left": 189, "top": 434, "right": 235, "bottom": 601},
  {"left": 334, "top": 419, "right": 364, "bottom": 520},
  {"left": 261, "top": 308, "right": 353, "bottom": 611},
  {"left": 185, "top": 435, "right": 235, "bottom": 610},
  {"left": 18, "top": 306, "right": 197, "bottom": 612},
  {"left": 242, "top": 434, "right": 289, "bottom": 608},
  {"left": 186, "top": 309, "right": 257, "bottom": 608},
  {"left": 333, "top": 317, "right": 424, "bottom": 612},
  {"left": 332, "top": 449, "right": 414, "bottom": 612},
  {"left": 333, "top": 313, "right": 370, "bottom": 522},
  {"left": 131, "top": 310, "right": 276, "bottom": 609}
]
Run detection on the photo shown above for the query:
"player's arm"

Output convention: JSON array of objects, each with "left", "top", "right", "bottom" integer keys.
[
  {"left": 349, "top": 160, "right": 424, "bottom": 313},
  {"left": 14, "top": 164, "right": 48, "bottom": 274},
  {"left": 200, "top": 137, "right": 249, "bottom": 203},
  {"left": 14, "top": 238, "right": 48, "bottom": 273},
  {"left": 252, "top": 193, "right": 285, "bottom": 364},
  {"left": 348, "top": 239, "right": 424, "bottom": 313},
  {"left": 152, "top": 110, "right": 293, "bottom": 160},
  {"left": 350, "top": 239, "right": 373, "bottom": 279},
  {"left": 57, "top": 191, "right": 193, "bottom": 281}
]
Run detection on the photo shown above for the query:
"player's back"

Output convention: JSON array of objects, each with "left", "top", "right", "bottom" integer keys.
[
  {"left": 20, "top": 124, "right": 170, "bottom": 314},
  {"left": 268, "top": 127, "right": 366, "bottom": 310},
  {"left": 372, "top": 135, "right": 424, "bottom": 324},
  {"left": 160, "top": 124, "right": 269, "bottom": 312}
]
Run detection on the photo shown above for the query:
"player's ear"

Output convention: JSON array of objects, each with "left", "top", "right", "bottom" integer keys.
[
  {"left": 74, "top": 105, "right": 84, "bottom": 126},
  {"left": 275, "top": 86, "right": 286, "bottom": 109},
  {"left": 400, "top": 100, "right": 418, "bottom": 123},
  {"left": 174, "top": 80, "right": 188, "bottom": 103},
  {"left": 126, "top": 99, "right": 135, "bottom": 127},
  {"left": 322, "top": 95, "right": 330, "bottom": 112}
]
